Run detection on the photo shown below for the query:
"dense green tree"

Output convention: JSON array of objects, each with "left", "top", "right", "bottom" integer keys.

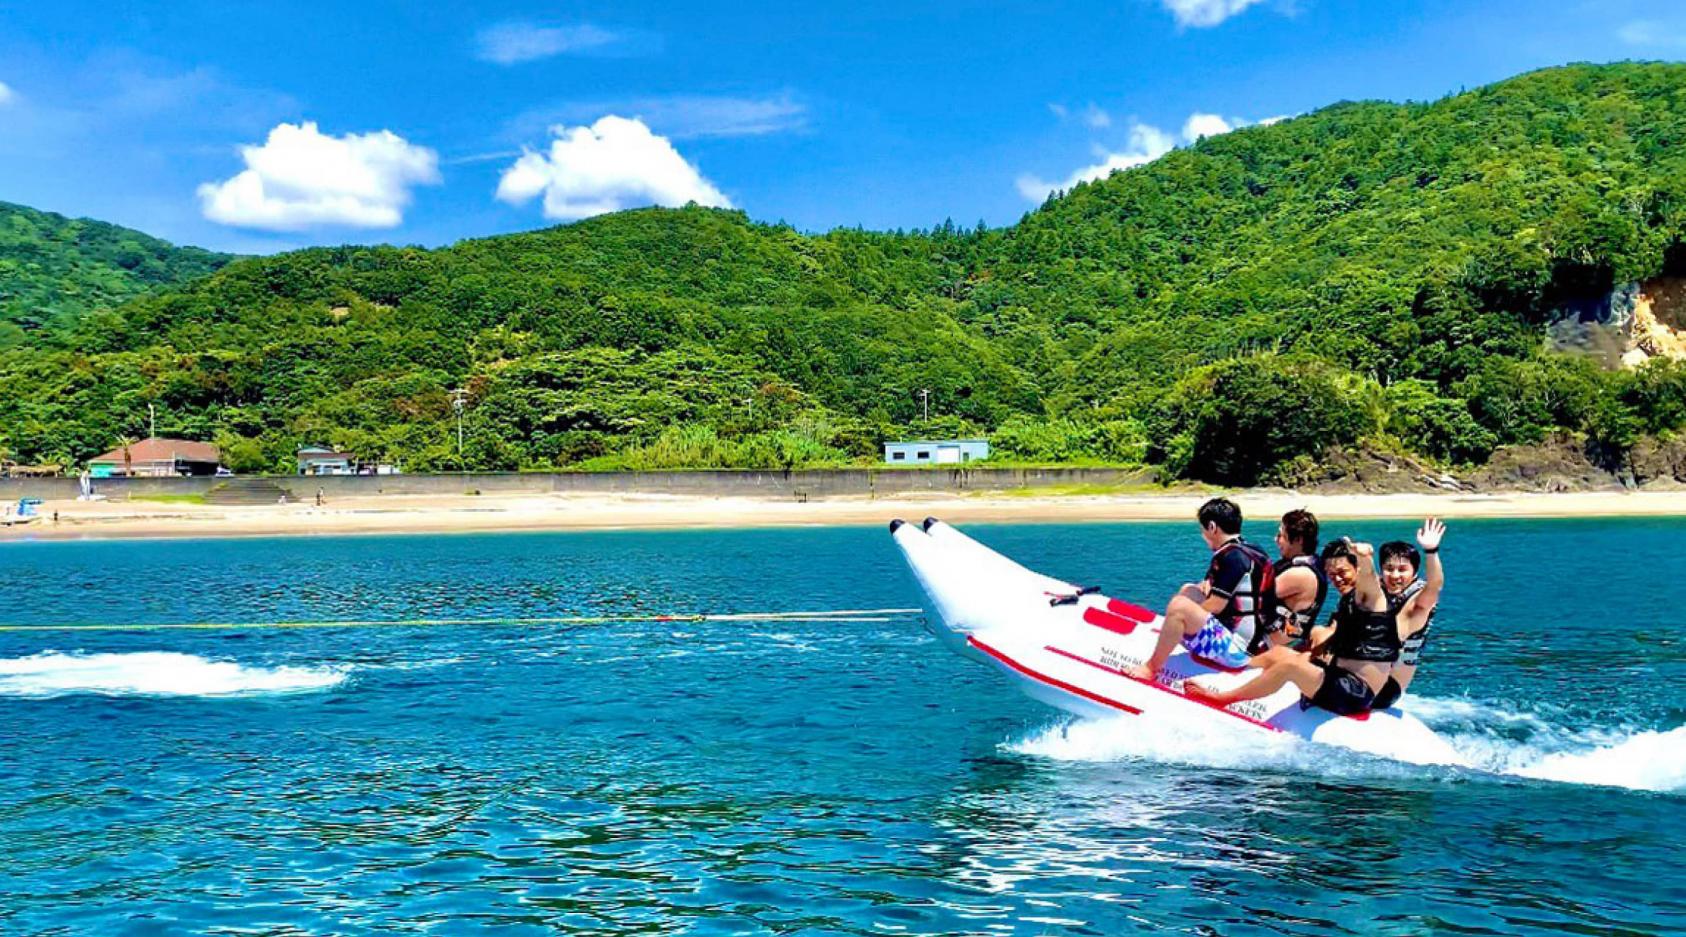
[
  {"left": 8, "top": 64, "right": 1686, "bottom": 479},
  {"left": 0, "top": 201, "right": 231, "bottom": 340},
  {"left": 1155, "top": 356, "right": 1374, "bottom": 486}
]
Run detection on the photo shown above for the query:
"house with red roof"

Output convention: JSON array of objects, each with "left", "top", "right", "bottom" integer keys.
[{"left": 87, "top": 438, "right": 222, "bottom": 478}]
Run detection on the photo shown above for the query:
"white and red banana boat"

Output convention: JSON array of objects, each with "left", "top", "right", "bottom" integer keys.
[{"left": 891, "top": 517, "right": 1468, "bottom": 767}]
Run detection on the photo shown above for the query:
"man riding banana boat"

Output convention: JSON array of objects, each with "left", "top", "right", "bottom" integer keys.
[{"left": 1180, "top": 507, "right": 1448, "bottom": 716}]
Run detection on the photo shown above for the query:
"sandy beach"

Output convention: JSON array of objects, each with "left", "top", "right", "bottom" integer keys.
[{"left": 4, "top": 487, "right": 1686, "bottom": 541}]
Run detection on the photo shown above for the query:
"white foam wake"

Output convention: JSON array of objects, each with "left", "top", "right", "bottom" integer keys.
[
  {"left": 0, "top": 651, "right": 349, "bottom": 698},
  {"left": 1007, "top": 713, "right": 1421, "bottom": 783},
  {"left": 1402, "top": 696, "right": 1686, "bottom": 793},
  {"left": 1508, "top": 727, "right": 1686, "bottom": 792},
  {"left": 1011, "top": 696, "right": 1686, "bottom": 794}
]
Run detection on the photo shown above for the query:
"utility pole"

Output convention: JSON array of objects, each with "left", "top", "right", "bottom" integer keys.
[
  {"left": 148, "top": 403, "right": 156, "bottom": 440},
  {"left": 450, "top": 388, "right": 467, "bottom": 469},
  {"left": 917, "top": 388, "right": 931, "bottom": 423}
]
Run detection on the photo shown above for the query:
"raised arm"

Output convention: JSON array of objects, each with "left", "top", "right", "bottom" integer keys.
[
  {"left": 1396, "top": 519, "right": 1445, "bottom": 640},
  {"left": 1411, "top": 518, "right": 1446, "bottom": 610},
  {"left": 1350, "top": 540, "right": 1385, "bottom": 610}
]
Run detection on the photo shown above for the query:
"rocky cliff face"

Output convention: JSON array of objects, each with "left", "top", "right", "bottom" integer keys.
[
  {"left": 1552, "top": 276, "right": 1686, "bottom": 368},
  {"left": 1623, "top": 277, "right": 1686, "bottom": 366}
]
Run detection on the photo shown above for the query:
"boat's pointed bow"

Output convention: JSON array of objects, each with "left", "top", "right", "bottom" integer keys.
[{"left": 889, "top": 516, "right": 992, "bottom": 652}]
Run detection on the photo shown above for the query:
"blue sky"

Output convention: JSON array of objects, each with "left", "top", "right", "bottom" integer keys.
[{"left": 2, "top": 0, "right": 1684, "bottom": 253}]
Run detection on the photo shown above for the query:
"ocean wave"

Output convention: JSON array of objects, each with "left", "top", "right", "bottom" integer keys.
[{"left": 0, "top": 651, "right": 349, "bottom": 699}]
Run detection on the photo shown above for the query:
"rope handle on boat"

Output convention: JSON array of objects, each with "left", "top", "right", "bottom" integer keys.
[{"left": 1048, "top": 585, "right": 1102, "bottom": 607}]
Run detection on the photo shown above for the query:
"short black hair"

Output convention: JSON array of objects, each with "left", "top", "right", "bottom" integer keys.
[
  {"left": 1379, "top": 540, "right": 1421, "bottom": 573},
  {"left": 1281, "top": 509, "right": 1319, "bottom": 554},
  {"left": 1198, "top": 498, "right": 1243, "bottom": 535},
  {"left": 1320, "top": 538, "right": 1357, "bottom": 567}
]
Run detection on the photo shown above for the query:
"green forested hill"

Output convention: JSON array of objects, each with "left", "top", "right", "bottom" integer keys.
[
  {"left": 0, "top": 201, "right": 233, "bottom": 342},
  {"left": 6, "top": 62, "right": 1686, "bottom": 481}
]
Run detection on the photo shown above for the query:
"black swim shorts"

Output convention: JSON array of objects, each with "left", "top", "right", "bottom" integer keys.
[
  {"left": 1372, "top": 676, "right": 1403, "bottom": 710},
  {"left": 1310, "top": 660, "right": 1376, "bottom": 716}
]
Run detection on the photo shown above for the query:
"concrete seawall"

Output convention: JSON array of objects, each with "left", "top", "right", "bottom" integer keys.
[{"left": 0, "top": 467, "right": 1156, "bottom": 501}]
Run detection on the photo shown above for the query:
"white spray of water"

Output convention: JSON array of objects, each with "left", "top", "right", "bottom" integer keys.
[
  {"left": 1007, "top": 713, "right": 1422, "bottom": 784},
  {"left": 1012, "top": 695, "right": 1686, "bottom": 794},
  {"left": 1509, "top": 727, "right": 1686, "bottom": 792},
  {"left": 0, "top": 651, "right": 348, "bottom": 698},
  {"left": 1400, "top": 696, "right": 1686, "bottom": 793}
]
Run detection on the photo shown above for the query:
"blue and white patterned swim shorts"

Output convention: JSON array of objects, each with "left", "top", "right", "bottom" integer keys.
[{"left": 1182, "top": 615, "right": 1251, "bottom": 670}]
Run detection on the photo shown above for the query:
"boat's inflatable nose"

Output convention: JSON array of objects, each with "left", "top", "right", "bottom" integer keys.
[{"left": 890, "top": 518, "right": 992, "bottom": 659}]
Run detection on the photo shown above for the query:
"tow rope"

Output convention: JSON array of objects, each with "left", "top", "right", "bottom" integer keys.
[{"left": 0, "top": 607, "right": 924, "bottom": 633}]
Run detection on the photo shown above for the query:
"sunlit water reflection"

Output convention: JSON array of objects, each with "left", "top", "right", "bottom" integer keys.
[{"left": 1, "top": 521, "right": 1681, "bottom": 933}]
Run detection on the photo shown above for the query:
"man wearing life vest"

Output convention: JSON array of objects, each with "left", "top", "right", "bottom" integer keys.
[
  {"left": 1258, "top": 508, "right": 1329, "bottom": 653},
  {"left": 1372, "top": 518, "right": 1446, "bottom": 709},
  {"left": 1129, "top": 498, "right": 1277, "bottom": 680}
]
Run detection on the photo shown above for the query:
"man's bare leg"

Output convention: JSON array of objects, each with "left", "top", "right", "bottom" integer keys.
[
  {"left": 1247, "top": 644, "right": 1300, "bottom": 669},
  {"left": 1185, "top": 656, "right": 1326, "bottom": 705},
  {"left": 1125, "top": 593, "right": 1207, "bottom": 679}
]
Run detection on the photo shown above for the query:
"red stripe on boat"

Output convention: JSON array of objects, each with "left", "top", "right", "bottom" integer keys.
[
  {"left": 1107, "top": 599, "right": 1156, "bottom": 622},
  {"left": 1082, "top": 606, "right": 1139, "bottom": 635},
  {"left": 968, "top": 637, "right": 1142, "bottom": 715},
  {"left": 1042, "top": 645, "right": 1284, "bottom": 733}
]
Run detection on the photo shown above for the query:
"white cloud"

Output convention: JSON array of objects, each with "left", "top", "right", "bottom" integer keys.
[
  {"left": 1258, "top": 114, "right": 1291, "bottom": 126},
  {"left": 1161, "top": 0, "right": 1268, "bottom": 28},
  {"left": 1617, "top": 20, "right": 1686, "bottom": 47},
  {"left": 475, "top": 21, "right": 619, "bottom": 64},
  {"left": 1182, "top": 112, "right": 1234, "bottom": 141},
  {"left": 197, "top": 121, "right": 441, "bottom": 230},
  {"left": 1017, "top": 111, "right": 1252, "bottom": 202},
  {"left": 1180, "top": 112, "right": 1234, "bottom": 139},
  {"left": 496, "top": 115, "right": 731, "bottom": 220},
  {"left": 1016, "top": 122, "right": 1177, "bottom": 201},
  {"left": 0, "top": 81, "right": 14, "bottom": 106},
  {"left": 1047, "top": 102, "right": 1070, "bottom": 121},
  {"left": 1083, "top": 104, "right": 1112, "bottom": 129}
]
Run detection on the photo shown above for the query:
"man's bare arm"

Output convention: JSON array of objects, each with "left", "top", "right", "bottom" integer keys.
[
  {"left": 1413, "top": 518, "right": 1446, "bottom": 609},
  {"left": 1351, "top": 540, "right": 1384, "bottom": 609},
  {"left": 1276, "top": 566, "right": 1316, "bottom": 610}
]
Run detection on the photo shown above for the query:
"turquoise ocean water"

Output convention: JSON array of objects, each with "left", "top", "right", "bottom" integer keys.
[{"left": 1, "top": 519, "right": 1682, "bottom": 934}]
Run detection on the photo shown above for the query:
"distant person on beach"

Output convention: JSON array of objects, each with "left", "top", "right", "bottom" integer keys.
[
  {"left": 1186, "top": 536, "right": 1397, "bottom": 715},
  {"left": 1255, "top": 508, "right": 1328, "bottom": 653},
  {"left": 1128, "top": 498, "right": 1276, "bottom": 679},
  {"left": 1372, "top": 519, "right": 1446, "bottom": 709}
]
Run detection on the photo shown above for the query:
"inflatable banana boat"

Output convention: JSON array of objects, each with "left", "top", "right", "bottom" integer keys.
[{"left": 892, "top": 517, "right": 1468, "bottom": 767}]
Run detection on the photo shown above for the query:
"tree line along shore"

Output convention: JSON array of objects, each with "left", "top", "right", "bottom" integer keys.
[{"left": 7, "top": 63, "right": 1686, "bottom": 491}]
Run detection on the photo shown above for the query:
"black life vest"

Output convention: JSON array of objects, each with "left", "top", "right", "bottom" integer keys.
[
  {"left": 1264, "top": 553, "right": 1328, "bottom": 652},
  {"left": 1214, "top": 538, "right": 1277, "bottom": 648},
  {"left": 1329, "top": 592, "right": 1402, "bottom": 663}
]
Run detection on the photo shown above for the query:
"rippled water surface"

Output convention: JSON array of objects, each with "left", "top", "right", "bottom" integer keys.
[{"left": 2, "top": 519, "right": 1683, "bottom": 935}]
